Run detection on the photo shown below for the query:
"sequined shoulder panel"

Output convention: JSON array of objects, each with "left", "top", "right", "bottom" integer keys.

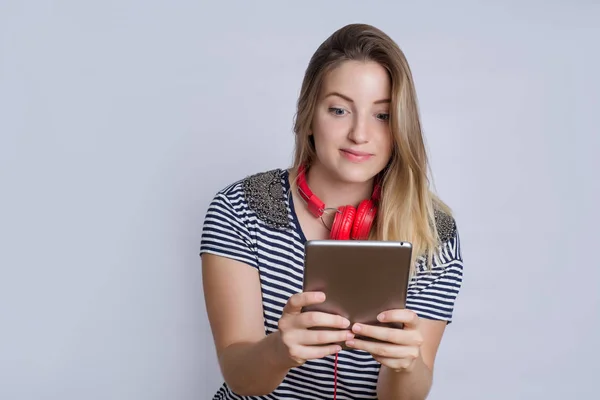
[
  {"left": 434, "top": 208, "right": 457, "bottom": 243},
  {"left": 242, "top": 169, "right": 290, "bottom": 229}
]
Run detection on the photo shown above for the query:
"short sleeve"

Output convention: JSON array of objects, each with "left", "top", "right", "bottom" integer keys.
[
  {"left": 406, "top": 226, "right": 464, "bottom": 323},
  {"left": 199, "top": 192, "right": 259, "bottom": 269}
]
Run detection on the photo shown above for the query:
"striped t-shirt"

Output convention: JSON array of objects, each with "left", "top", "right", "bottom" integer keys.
[{"left": 200, "top": 168, "right": 464, "bottom": 400}]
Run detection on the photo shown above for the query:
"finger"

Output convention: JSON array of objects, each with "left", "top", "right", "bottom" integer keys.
[
  {"left": 283, "top": 292, "right": 326, "bottom": 314},
  {"left": 301, "top": 329, "right": 354, "bottom": 346},
  {"left": 346, "top": 338, "right": 418, "bottom": 360},
  {"left": 299, "top": 311, "right": 351, "bottom": 329},
  {"left": 373, "top": 356, "right": 415, "bottom": 372},
  {"left": 351, "top": 323, "right": 422, "bottom": 346},
  {"left": 378, "top": 309, "right": 420, "bottom": 329},
  {"left": 300, "top": 344, "right": 343, "bottom": 360}
]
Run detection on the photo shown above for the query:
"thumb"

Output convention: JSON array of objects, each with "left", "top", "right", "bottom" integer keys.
[{"left": 283, "top": 291, "right": 326, "bottom": 315}]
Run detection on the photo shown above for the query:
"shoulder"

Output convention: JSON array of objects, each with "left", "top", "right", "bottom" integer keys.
[
  {"left": 213, "top": 168, "right": 285, "bottom": 197},
  {"left": 407, "top": 207, "right": 464, "bottom": 322},
  {"left": 433, "top": 207, "right": 458, "bottom": 244},
  {"left": 210, "top": 168, "right": 290, "bottom": 229},
  {"left": 426, "top": 206, "right": 463, "bottom": 270},
  {"left": 413, "top": 205, "right": 462, "bottom": 272}
]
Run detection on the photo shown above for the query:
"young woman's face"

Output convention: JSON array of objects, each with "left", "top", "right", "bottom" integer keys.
[{"left": 311, "top": 60, "right": 394, "bottom": 184}]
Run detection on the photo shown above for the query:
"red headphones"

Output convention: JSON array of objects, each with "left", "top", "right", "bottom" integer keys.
[{"left": 296, "top": 164, "right": 381, "bottom": 240}]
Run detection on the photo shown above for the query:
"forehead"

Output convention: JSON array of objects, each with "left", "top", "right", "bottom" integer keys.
[{"left": 320, "top": 60, "right": 391, "bottom": 100}]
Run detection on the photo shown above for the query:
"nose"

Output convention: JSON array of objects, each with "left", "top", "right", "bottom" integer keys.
[{"left": 347, "top": 114, "right": 369, "bottom": 144}]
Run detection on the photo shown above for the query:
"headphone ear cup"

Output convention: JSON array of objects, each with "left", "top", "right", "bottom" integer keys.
[
  {"left": 351, "top": 200, "right": 377, "bottom": 240},
  {"left": 330, "top": 205, "right": 356, "bottom": 240}
]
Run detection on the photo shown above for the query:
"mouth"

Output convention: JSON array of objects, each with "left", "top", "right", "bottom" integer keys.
[{"left": 340, "top": 149, "right": 374, "bottom": 162}]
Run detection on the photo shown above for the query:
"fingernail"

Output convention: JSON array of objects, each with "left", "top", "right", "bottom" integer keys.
[
  {"left": 377, "top": 313, "right": 385, "bottom": 321},
  {"left": 353, "top": 324, "right": 362, "bottom": 332},
  {"left": 347, "top": 332, "right": 355, "bottom": 340},
  {"left": 346, "top": 340, "right": 355, "bottom": 346},
  {"left": 342, "top": 319, "right": 351, "bottom": 327}
]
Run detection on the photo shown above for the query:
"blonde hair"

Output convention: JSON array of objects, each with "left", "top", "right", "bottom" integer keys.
[{"left": 292, "top": 23, "right": 452, "bottom": 272}]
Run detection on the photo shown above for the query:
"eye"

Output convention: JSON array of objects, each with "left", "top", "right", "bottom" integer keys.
[
  {"left": 376, "top": 113, "right": 390, "bottom": 121},
  {"left": 328, "top": 107, "right": 347, "bottom": 116}
]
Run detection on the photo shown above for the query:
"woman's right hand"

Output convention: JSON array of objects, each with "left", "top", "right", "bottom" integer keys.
[{"left": 276, "top": 291, "right": 354, "bottom": 367}]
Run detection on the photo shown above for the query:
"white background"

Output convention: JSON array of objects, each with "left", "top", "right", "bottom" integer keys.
[{"left": 1, "top": 1, "right": 599, "bottom": 399}]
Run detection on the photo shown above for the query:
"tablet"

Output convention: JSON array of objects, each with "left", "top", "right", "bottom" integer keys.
[{"left": 301, "top": 240, "right": 413, "bottom": 347}]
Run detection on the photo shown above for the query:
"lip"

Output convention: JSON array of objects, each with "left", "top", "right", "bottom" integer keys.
[
  {"left": 340, "top": 148, "right": 374, "bottom": 162},
  {"left": 341, "top": 148, "right": 373, "bottom": 157}
]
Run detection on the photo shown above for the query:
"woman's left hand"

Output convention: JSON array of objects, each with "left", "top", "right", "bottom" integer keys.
[{"left": 346, "top": 309, "right": 424, "bottom": 372}]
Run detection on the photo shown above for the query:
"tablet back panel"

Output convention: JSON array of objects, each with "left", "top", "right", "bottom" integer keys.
[{"left": 302, "top": 240, "right": 413, "bottom": 336}]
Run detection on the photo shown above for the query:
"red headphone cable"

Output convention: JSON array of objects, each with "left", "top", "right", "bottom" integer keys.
[{"left": 334, "top": 352, "right": 338, "bottom": 399}]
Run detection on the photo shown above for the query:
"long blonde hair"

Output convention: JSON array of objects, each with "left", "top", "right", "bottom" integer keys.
[{"left": 292, "top": 23, "right": 452, "bottom": 272}]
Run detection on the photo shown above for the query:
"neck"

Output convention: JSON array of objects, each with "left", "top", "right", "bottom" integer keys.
[{"left": 301, "top": 162, "right": 375, "bottom": 210}]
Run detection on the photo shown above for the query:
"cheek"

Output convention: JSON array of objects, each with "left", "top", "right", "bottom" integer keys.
[
  {"left": 312, "top": 113, "right": 348, "bottom": 143},
  {"left": 376, "top": 127, "right": 394, "bottom": 155}
]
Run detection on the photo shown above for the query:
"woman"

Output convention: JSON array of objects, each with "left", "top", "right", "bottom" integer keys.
[{"left": 200, "top": 23, "right": 464, "bottom": 400}]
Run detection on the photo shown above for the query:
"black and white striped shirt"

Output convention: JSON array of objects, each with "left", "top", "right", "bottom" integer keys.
[{"left": 200, "top": 168, "right": 464, "bottom": 400}]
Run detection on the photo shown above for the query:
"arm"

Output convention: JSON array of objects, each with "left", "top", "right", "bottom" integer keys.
[
  {"left": 200, "top": 192, "right": 294, "bottom": 395},
  {"left": 354, "top": 224, "right": 464, "bottom": 399},
  {"left": 200, "top": 191, "right": 352, "bottom": 395},
  {"left": 203, "top": 253, "right": 350, "bottom": 395},
  {"left": 202, "top": 253, "right": 295, "bottom": 395},
  {"left": 376, "top": 318, "right": 446, "bottom": 400}
]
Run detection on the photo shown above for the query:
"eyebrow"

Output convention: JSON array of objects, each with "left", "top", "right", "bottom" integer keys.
[{"left": 324, "top": 91, "right": 391, "bottom": 104}]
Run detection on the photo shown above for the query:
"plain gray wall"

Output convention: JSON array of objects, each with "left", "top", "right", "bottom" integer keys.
[{"left": 1, "top": 1, "right": 598, "bottom": 399}]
